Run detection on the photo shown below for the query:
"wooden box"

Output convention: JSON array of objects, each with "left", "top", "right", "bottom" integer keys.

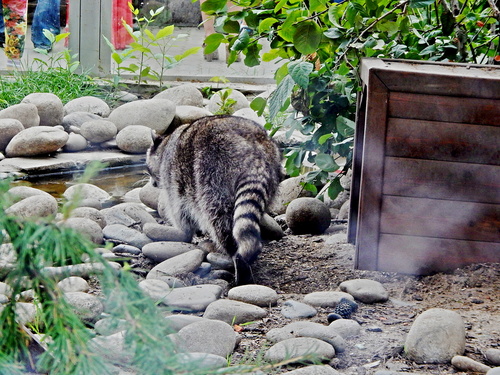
[{"left": 349, "top": 58, "right": 500, "bottom": 274}]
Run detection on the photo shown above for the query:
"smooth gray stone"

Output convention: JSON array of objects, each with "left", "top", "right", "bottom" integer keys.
[
  {"left": 173, "top": 352, "right": 227, "bottom": 371},
  {"left": 143, "top": 223, "right": 190, "bottom": 242},
  {"left": 228, "top": 284, "right": 278, "bottom": 307},
  {"left": 328, "top": 319, "right": 361, "bottom": 338},
  {"left": 164, "top": 314, "right": 206, "bottom": 332},
  {"left": 339, "top": 278, "right": 389, "bottom": 304},
  {"left": 21, "top": 92, "right": 63, "bottom": 126},
  {"left": 0, "top": 118, "right": 23, "bottom": 152},
  {"left": 89, "top": 331, "right": 131, "bottom": 365},
  {"left": 286, "top": 197, "right": 331, "bottom": 235},
  {"left": 112, "top": 244, "right": 141, "bottom": 255},
  {"left": 260, "top": 213, "right": 284, "bottom": 240},
  {"left": 451, "top": 355, "right": 491, "bottom": 373},
  {"left": 64, "top": 292, "right": 104, "bottom": 323},
  {"left": 103, "top": 224, "right": 153, "bottom": 248},
  {"left": 486, "top": 349, "right": 500, "bottom": 366},
  {"left": 281, "top": 300, "right": 317, "bottom": 319},
  {"left": 405, "top": 308, "right": 465, "bottom": 364},
  {"left": 285, "top": 365, "right": 341, "bottom": 374},
  {"left": 267, "top": 321, "right": 346, "bottom": 353},
  {"left": 57, "top": 276, "right": 90, "bottom": 293},
  {"left": 61, "top": 217, "right": 103, "bottom": 244},
  {"left": 71, "top": 206, "right": 106, "bottom": 228},
  {"left": 207, "top": 89, "right": 249, "bottom": 114},
  {"left": 6, "top": 194, "right": 58, "bottom": 219},
  {"left": 203, "top": 299, "right": 267, "bottom": 325},
  {"left": 206, "top": 252, "right": 233, "bottom": 270},
  {"left": 139, "top": 182, "right": 160, "bottom": 210},
  {"left": 264, "top": 337, "right": 335, "bottom": 364},
  {"left": 63, "top": 183, "right": 111, "bottom": 204},
  {"left": 80, "top": 119, "right": 117, "bottom": 143},
  {"left": 154, "top": 84, "right": 204, "bottom": 107},
  {"left": 94, "top": 317, "right": 128, "bottom": 336},
  {"left": 174, "top": 319, "right": 237, "bottom": 357},
  {"left": 115, "top": 125, "right": 154, "bottom": 154},
  {"left": 101, "top": 203, "right": 156, "bottom": 229},
  {"left": 194, "top": 262, "right": 212, "bottom": 278},
  {"left": 487, "top": 368, "right": 500, "bottom": 375},
  {"left": 303, "top": 291, "right": 355, "bottom": 308},
  {"left": 64, "top": 96, "right": 111, "bottom": 117},
  {"left": 6, "top": 186, "right": 53, "bottom": 203},
  {"left": 142, "top": 241, "right": 198, "bottom": 262},
  {"left": 0, "top": 103, "right": 40, "bottom": 128},
  {"left": 147, "top": 249, "right": 205, "bottom": 278}
]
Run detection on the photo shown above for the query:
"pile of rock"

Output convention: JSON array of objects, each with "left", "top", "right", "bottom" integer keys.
[
  {"left": 1, "top": 180, "right": 499, "bottom": 374},
  {"left": 0, "top": 84, "right": 265, "bottom": 159}
]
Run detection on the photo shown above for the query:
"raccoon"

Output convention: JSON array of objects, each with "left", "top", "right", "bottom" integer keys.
[{"left": 146, "top": 115, "right": 282, "bottom": 284}]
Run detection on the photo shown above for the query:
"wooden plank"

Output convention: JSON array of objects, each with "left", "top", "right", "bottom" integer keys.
[
  {"left": 383, "top": 157, "right": 500, "bottom": 204},
  {"left": 361, "top": 59, "right": 500, "bottom": 101},
  {"left": 354, "top": 73, "right": 389, "bottom": 270},
  {"left": 386, "top": 118, "right": 500, "bottom": 165},
  {"left": 348, "top": 86, "right": 367, "bottom": 244},
  {"left": 380, "top": 196, "right": 500, "bottom": 243},
  {"left": 378, "top": 234, "right": 500, "bottom": 274},
  {"left": 388, "top": 92, "right": 500, "bottom": 126}
]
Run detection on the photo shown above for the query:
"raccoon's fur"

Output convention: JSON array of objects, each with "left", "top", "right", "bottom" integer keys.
[{"left": 146, "top": 115, "right": 282, "bottom": 284}]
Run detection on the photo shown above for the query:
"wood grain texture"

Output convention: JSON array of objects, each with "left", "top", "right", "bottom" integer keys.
[
  {"left": 378, "top": 234, "right": 500, "bottom": 274},
  {"left": 383, "top": 157, "right": 500, "bottom": 204},
  {"left": 380, "top": 196, "right": 500, "bottom": 242}
]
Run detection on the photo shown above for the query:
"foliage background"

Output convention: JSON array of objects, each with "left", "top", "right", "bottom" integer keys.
[{"left": 201, "top": 0, "right": 499, "bottom": 198}]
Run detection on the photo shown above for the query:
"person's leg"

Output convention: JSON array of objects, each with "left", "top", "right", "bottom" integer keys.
[
  {"left": 0, "top": 2, "right": 5, "bottom": 46},
  {"left": 31, "top": 0, "right": 60, "bottom": 50},
  {"left": 2, "top": 0, "right": 28, "bottom": 65}
]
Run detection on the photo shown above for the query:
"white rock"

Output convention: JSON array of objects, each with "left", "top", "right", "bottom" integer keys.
[
  {"left": 7, "top": 186, "right": 53, "bottom": 203},
  {"left": 303, "top": 291, "right": 355, "bottom": 308},
  {"left": 57, "top": 276, "right": 90, "bottom": 293},
  {"left": 142, "top": 241, "right": 198, "bottom": 262},
  {"left": 147, "top": 249, "right": 205, "bottom": 278},
  {"left": 116, "top": 125, "right": 153, "bottom": 153},
  {"left": 63, "top": 183, "right": 111, "bottom": 204},
  {"left": 64, "top": 292, "right": 104, "bottom": 322},
  {"left": 61, "top": 217, "right": 104, "bottom": 244},
  {"left": 451, "top": 355, "right": 491, "bottom": 373},
  {"left": 108, "top": 99, "right": 176, "bottom": 133},
  {"left": 100, "top": 203, "right": 156, "bottom": 229},
  {"left": 264, "top": 337, "right": 335, "bottom": 364},
  {"left": 339, "top": 279, "right": 389, "bottom": 304},
  {"left": 103, "top": 224, "right": 153, "bottom": 248},
  {"left": 328, "top": 319, "right": 361, "bottom": 338},
  {"left": 154, "top": 84, "right": 204, "bottom": 107},
  {"left": 80, "top": 120, "right": 117, "bottom": 143},
  {"left": 6, "top": 194, "right": 58, "bottom": 219},
  {"left": 203, "top": 299, "right": 267, "bottom": 325},
  {"left": 285, "top": 365, "right": 341, "bottom": 374},
  {"left": 0, "top": 103, "right": 40, "bottom": 128},
  {"left": 228, "top": 284, "right": 278, "bottom": 307},
  {"left": 63, "top": 132, "right": 88, "bottom": 152},
  {"left": 174, "top": 105, "right": 212, "bottom": 124},
  {"left": 232, "top": 109, "right": 265, "bottom": 126},
  {"left": 64, "top": 96, "right": 111, "bottom": 117},
  {"left": 71, "top": 207, "right": 106, "bottom": 228},
  {"left": 139, "top": 182, "right": 160, "bottom": 210},
  {"left": 0, "top": 119, "right": 24, "bottom": 152},
  {"left": 405, "top": 308, "right": 466, "bottom": 364},
  {"left": 62, "top": 111, "right": 102, "bottom": 132},
  {"left": 21, "top": 92, "right": 63, "bottom": 126},
  {"left": 174, "top": 319, "right": 237, "bottom": 357},
  {"left": 5, "top": 126, "right": 68, "bottom": 157}
]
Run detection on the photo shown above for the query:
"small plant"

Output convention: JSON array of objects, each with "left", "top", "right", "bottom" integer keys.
[
  {"left": 104, "top": 2, "right": 200, "bottom": 87},
  {"left": 32, "top": 30, "right": 81, "bottom": 73},
  {"left": 213, "top": 88, "right": 237, "bottom": 115}
]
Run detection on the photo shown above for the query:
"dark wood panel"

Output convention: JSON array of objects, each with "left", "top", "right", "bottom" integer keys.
[
  {"left": 378, "top": 234, "right": 500, "bottom": 274},
  {"left": 383, "top": 157, "right": 500, "bottom": 204},
  {"left": 380, "top": 196, "right": 500, "bottom": 242},
  {"left": 388, "top": 92, "right": 500, "bottom": 126},
  {"left": 386, "top": 118, "right": 500, "bottom": 165},
  {"left": 355, "top": 74, "right": 389, "bottom": 271}
]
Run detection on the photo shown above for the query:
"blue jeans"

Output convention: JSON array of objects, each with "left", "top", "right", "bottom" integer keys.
[{"left": 0, "top": 0, "right": 61, "bottom": 49}]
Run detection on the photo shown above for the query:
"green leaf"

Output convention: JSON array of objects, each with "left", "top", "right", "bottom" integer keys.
[
  {"left": 318, "top": 133, "right": 333, "bottom": 145},
  {"left": 174, "top": 46, "right": 201, "bottom": 61},
  {"left": 336, "top": 116, "right": 355, "bottom": 137},
  {"left": 302, "top": 182, "right": 318, "bottom": 195},
  {"left": 204, "top": 33, "right": 225, "bottom": 54},
  {"left": 144, "top": 28, "right": 156, "bottom": 41},
  {"left": 258, "top": 17, "right": 278, "bottom": 34},
  {"left": 224, "top": 20, "right": 241, "bottom": 33},
  {"left": 419, "top": 44, "right": 437, "bottom": 55},
  {"left": 288, "top": 61, "right": 313, "bottom": 89},
  {"left": 243, "top": 43, "right": 262, "bottom": 67},
  {"left": 269, "top": 75, "right": 295, "bottom": 121},
  {"left": 327, "top": 178, "right": 343, "bottom": 200},
  {"left": 250, "top": 97, "right": 267, "bottom": 116},
  {"left": 156, "top": 25, "right": 174, "bottom": 39},
  {"left": 409, "top": 0, "right": 435, "bottom": 8},
  {"left": 278, "top": 10, "right": 302, "bottom": 42},
  {"left": 200, "top": 0, "right": 227, "bottom": 14},
  {"left": 315, "top": 153, "right": 339, "bottom": 172},
  {"left": 262, "top": 48, "right": 280, "bottom": 62},
  {"left": 324, "top": 28, "right": 344, "bottom": 39},
  {"left": 293, "top": 21, "right": 322, "bottom": 54}
]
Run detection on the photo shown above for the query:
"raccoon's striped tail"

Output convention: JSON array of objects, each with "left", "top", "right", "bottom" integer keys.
[{"left": 232, "top": 177, "right": 268, "bottom": 285}]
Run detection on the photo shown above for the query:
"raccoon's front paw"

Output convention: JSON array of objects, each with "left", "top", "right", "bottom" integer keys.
[{"left": 233, "top": 254, "right": 254, "bottom": 285}]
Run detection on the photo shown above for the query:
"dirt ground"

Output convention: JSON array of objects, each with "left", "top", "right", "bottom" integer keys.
[{"left": 233, "top": 222, "right": 500, "bottom": 374}]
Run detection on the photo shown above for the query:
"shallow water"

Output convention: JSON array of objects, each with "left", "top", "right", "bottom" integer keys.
[{"left": 12, "top": 164, "right": 148, "bottom": 201}]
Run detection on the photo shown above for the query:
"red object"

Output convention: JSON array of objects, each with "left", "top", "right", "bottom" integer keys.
[
  {"left": 65, "top": 0, "right": 133, "bottom": 50},
  {"left": 112, "top": 0, "right": 133, "bottom": 50}
]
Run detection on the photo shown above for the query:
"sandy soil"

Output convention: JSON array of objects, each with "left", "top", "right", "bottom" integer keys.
[{"left": 233, "top": 222, "right": 500, "bottom": 374}]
